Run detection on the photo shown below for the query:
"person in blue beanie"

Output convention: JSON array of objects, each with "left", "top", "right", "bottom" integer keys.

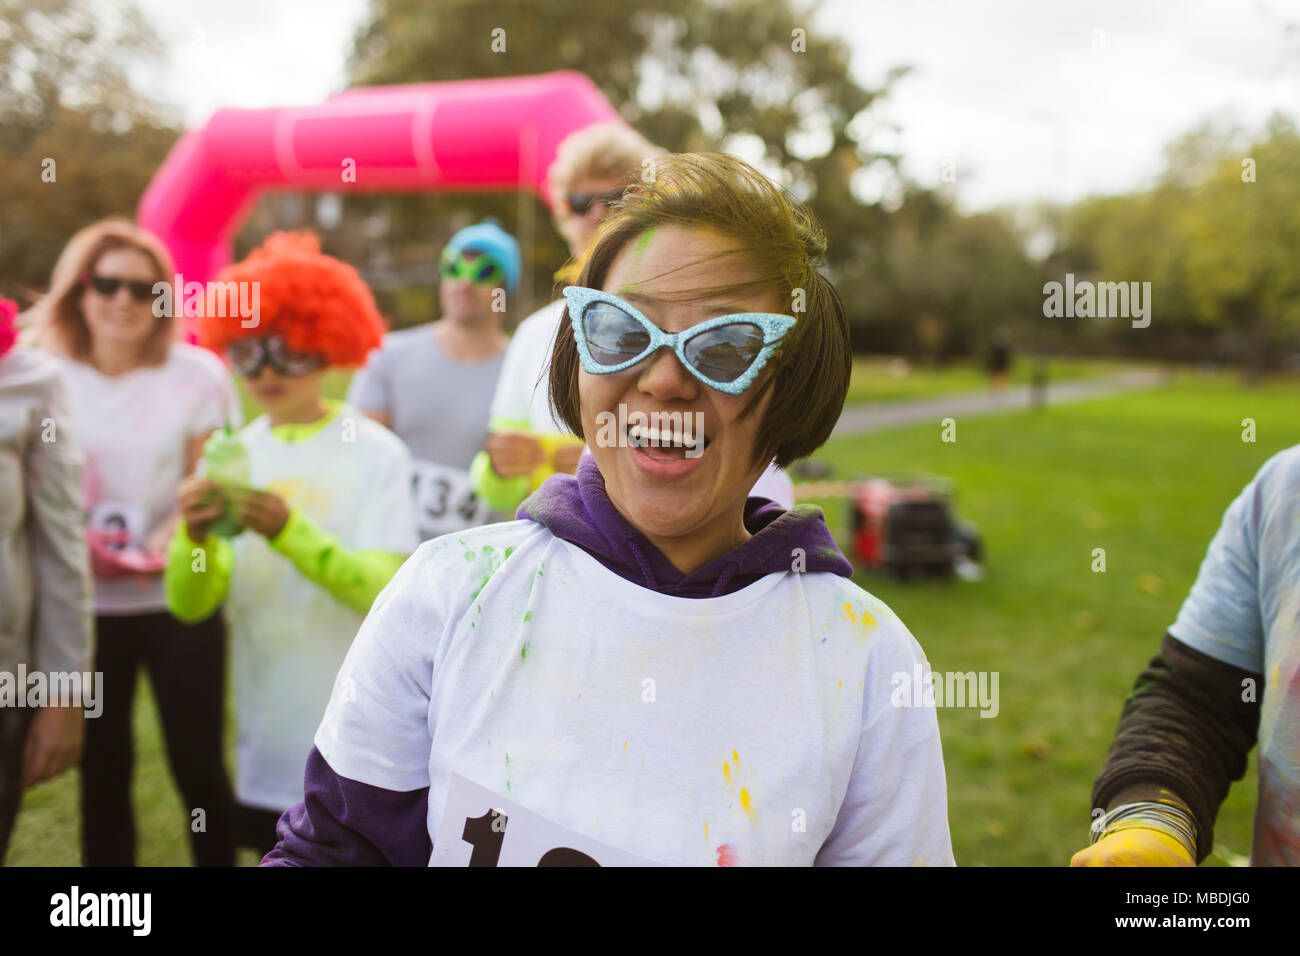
[{"left": 348, "top": 219, "right": 520, "bottom": 539}]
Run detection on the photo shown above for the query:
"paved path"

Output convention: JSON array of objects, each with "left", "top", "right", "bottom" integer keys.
[{"left": 831, "top": 368, "right": 1166, "bottom": 438}]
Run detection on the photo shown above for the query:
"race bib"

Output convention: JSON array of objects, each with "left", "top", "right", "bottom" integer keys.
[
  {"left": 410, "top": 459, "right": 489, "bottom": 538},
  {"left": 87, "top": 501, "right": 147, "bottom": 550},
  {"left": 430, "top": 773, "right": 655, "bottom": 867}
]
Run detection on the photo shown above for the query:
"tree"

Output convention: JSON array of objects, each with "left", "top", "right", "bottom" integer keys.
[
  {"left": 0, "top": 0, "right": 178, "bottom": 301},
  {"left": 339, "top": 0, "right": 902, "bottom": 325}
]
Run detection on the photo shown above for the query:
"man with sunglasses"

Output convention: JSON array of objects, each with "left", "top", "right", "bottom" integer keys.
[{"left": 348, "top": 220, "right": 518, "bottom": 540}]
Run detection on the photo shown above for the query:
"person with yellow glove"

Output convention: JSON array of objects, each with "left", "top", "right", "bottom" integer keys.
[{"left": 1073, "top": 446, "right": 1299, "bottom": 867}]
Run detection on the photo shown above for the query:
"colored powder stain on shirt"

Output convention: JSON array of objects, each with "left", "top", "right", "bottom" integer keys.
[
  {"left": 722, "top": 762, "right": 731, "bottom": 783},
  {"left": 840, "top": 601, "right": 877, "bottom": 638},
  {"left": 504, "top": 546, "right": 515, "bottom": 560},
  {"left": 732, "top": 749, "right": 740, "bottom": 763},
  {"left": 704, "top": 820, "right": 709, "bottom": 842},
  {"left": 464, "top": 551, "right": 474, "bottom": 561},
  {"left": 520, "top": 641, "right": 529, "bottom": 660},
  {"left": 523, "top": 610, "right": 532, "bottom": 623},
  {"left": 739, "top": 788, "right": 753, "bottom": 817},
  {"left": 715, "top": 843, "right": 737, "bottom": 867},
  {"left": 623, "top": 739, "right": 629, "bottom": 754}
]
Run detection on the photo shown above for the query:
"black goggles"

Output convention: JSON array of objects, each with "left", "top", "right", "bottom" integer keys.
[{"left": 226, "top": 335, "right": 324, "bottom": 377}]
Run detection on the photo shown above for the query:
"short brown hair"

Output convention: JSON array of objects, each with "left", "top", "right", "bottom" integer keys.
[
  {"left": 32, "top": 219, "right": 176, "bottom": 366},
  {"left": 549, "top": 152, "right": 851, "bottom": 469}
]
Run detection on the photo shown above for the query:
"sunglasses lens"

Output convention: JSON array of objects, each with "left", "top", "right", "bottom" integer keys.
[
  {"left": 582, "top": 303, "right": 650, "bottom": 367},
  {"left": 439, "top": 258, "right": 458, "bottom": 279},
  {"left": 90, "top": 277, "right": 120, "bottom": 296},
  {"left": 683, "top": 323, "right": 765, "bottom": 383},
  {"left": 128, "top": 281, "right": 154, "bottom": 302},
  {"left": 473, "top": 260, "right": 502, "bottom": 284},
  {"left": 227, "top": 339, "right": 261, "bottom": 376},
  {"left": 567, "top": 193, "right": 594, "bottom": 215},
  {"left": 267, "top": 336, "right": 320, "bottom": 375}
]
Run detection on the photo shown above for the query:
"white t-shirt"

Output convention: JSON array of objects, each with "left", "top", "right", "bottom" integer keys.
[
  {"left": 316, "top": 520, "right": 955, "bottom": 866},
  {"left": 492, "top": 300, "right": 566, "bottom": 432},
  {"left": 228, "top": 404, "right": 418, "bottom": 812},
  {"left": 59, "top": 343, "right": 241, "bottom": 614}
]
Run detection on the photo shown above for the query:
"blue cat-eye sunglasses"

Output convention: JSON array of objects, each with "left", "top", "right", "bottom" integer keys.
[{"left": 561, "top": 286, "right": 796, "bottom": 395}]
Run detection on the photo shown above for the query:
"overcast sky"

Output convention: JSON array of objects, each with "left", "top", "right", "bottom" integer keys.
[{"left": 131, "top": 0, "right": 1299, "bottom": 211}]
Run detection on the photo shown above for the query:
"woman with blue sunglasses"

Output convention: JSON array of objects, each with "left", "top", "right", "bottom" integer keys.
[{"left": 267, "top": 153, "right": 954, "bottom": 867}]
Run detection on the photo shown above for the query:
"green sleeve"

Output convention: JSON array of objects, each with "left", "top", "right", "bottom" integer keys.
[
  {"left": 268, "top": 508, "right": 406, "bottom": 615},
  {"left": 164, "top": 523, "right": 233, "bottom": 625},
  {"left": 469, "top": 448, "right": 531, "bottom": 514}
]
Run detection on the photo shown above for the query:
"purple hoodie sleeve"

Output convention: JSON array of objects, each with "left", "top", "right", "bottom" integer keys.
[{"left": 260, "top": 747, "right": 431, "bottom": 867}]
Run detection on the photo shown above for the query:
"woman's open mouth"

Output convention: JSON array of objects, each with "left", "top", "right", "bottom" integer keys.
[{"left": 625, "top": 420, "right": 711, "bottom": 477}]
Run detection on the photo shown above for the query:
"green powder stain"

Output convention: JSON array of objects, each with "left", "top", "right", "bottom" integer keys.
[
  {"left": 520, "top": 641, "right": 530, "bottom": 660},
  {"left": 504, "top": 546, "right": 515, "bottom": 560},
  {"left": 632, "top": 228, "right": 655, "bottom": 256},
  {"left": 464, "top": 551, "right": 474, "bottom": 561},
  {"left": 477, "top": 604, "right": 482, "bottom": 614},
  {"left": 523, "top": 610, "right": 532, "bottom": 623}
]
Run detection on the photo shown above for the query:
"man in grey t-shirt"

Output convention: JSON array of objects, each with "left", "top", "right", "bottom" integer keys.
[{"left": 348, "top": 220, "right": 517, "bottom": 540}]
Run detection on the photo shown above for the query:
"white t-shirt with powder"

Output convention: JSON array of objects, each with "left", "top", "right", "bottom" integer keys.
[
  {"left": 316, "top": 520, "right": 954, "bottom": 866},
  {"left": 59, "top": 342, "right": 241, "bottom": 615},
  {"left": 226, "top": 404, "right": 418, "bottom": 812}
]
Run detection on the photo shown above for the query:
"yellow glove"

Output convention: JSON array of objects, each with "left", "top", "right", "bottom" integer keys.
[{"left": 1070, "top": 826, "right": 1195, "bottom": 867}]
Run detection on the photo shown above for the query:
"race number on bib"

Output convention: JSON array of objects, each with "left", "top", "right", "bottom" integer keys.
[
  {"left": 430, "top": 774, "right": 655, "bottom": 867},
  {"left": 87, "top": 501, "right": 147, "bottom": 550},
  {"left": 410, "top": 459, "right": 488, "bottom": 538}
]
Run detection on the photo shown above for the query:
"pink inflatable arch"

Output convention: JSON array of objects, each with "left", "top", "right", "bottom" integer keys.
[{"left": 138, "top": 71, "right": 621, "bottom": 293}]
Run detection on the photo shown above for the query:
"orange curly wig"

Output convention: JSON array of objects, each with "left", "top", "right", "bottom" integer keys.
[{"left": 198, "top": 231, "right": 383, "bottom": 367}]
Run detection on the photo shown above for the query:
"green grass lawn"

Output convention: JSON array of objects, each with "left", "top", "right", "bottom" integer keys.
[
  {"left": 845, "top": 355, "right": 1136, "bottom": 405},
  {"left": 6, "top": 367, "right": 1294, "bottom": 866}
]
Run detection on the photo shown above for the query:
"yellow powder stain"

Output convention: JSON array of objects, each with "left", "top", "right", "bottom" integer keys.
[
  {"left": 623, "top": 739, "right": 628, "bottom": 754},
  {"left": 723, "top": 762, "right": 731, "bottom": 783},
  {"left": 704, "top": 820, "right": 709, "bottom": 841},
  {"left": 841, "top": 602, "right": 877, "bottom": 638},
  {"left": 858, "top": 681, "right": 863, "bottom": 689},
  {"left": 732, "top": 749, "right": 740, "bottom": 763},
  {"left": 838, "top": 679, "right": 843, "bottom": 690},
  {"left": 739, "top": 788, "right": 753, "bottom": 817}
]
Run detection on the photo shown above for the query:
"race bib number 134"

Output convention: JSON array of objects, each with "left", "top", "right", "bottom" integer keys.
[{"left": 411, "top": 459, "right": 488, "bottom": 538}]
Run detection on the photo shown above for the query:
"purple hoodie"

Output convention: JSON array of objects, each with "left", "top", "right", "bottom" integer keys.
[{"left": 262, "top": 458, "right": 851, "bottom": 866}]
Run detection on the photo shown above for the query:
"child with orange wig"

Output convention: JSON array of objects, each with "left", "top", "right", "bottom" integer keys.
[{"left": 164, "top": 232, "right": 417, "bottom": 856}]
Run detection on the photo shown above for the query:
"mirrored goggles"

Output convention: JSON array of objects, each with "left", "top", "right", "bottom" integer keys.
[
  {"left": 561, "top": 286, "right": 795, "bottom": 395},
  {"left": 226, "top": 334, "right": 324, "bottom": 377},
  {"left": 439, "top": 248, "right": 505, "bottom": 286}
]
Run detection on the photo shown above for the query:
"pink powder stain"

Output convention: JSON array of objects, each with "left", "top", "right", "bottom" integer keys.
[{"left": 716, "top": 843, "right": 737, "bottom": 867}]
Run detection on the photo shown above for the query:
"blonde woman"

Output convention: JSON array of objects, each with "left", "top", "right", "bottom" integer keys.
[{"left": 33, "top": 220, "right": 241, "bottom": 866}]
